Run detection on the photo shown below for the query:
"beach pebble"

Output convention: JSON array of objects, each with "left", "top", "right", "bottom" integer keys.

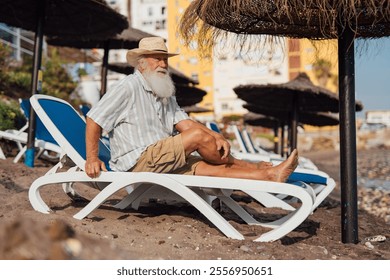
[
  {"left": 63, "top": 238, "right": 82, "bottom": 257},
  {"left": 364, "top": 242, "right": 374, "bottom": 249},
  {"left": 364, "top": 235, "right": 386, "bottom": 242},
  {"left": 240, "top": 245, "right": 251, "bottom": 252}
]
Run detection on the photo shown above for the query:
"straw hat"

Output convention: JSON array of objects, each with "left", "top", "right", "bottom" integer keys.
[{"left": 126, "top": 37, "right": 178, "bottom": 66}]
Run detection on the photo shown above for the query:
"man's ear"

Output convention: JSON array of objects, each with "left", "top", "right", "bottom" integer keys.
[{"left": 137, "top": 58, "right": 146, "bottom": 72}]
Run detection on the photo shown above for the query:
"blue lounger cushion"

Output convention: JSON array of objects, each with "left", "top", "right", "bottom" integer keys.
[
  {"left": 287, "top": 172, "right": 327, "bottom": 185},
  {"left": 40, "top": 99, "right": 111, "bottom": 171}
]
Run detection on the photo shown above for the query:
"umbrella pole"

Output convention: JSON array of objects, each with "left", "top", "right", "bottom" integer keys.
[
  {"left": 100, "top": 41, "right": 109, "bottom": 97},
  {"left": 25, "top": 0, "right": 45, "bottom": 167},
  {"left": 273, "top": 123, "right": 279, "bottom": 154},
  {"left": 280, "top": 122, "right": 285, "bottom": 157},
  {"left": 290, "top": 96, "right": 298, "bottom": 152},
  {"left": 338, "top": 24, "right": 358, "bottom": 244}
]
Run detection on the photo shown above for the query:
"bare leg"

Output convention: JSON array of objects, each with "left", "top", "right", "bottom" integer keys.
[
  {"left": 180, "top": 128, "right": 273, "bottom": 170},
  {"left": 195, "top": 149, "right": 299, "bottom": 183}
]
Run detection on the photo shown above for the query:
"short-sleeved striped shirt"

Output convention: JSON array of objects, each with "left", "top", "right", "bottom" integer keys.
[{"left": 87, "top": 70, "right": 189, "bottom": 171}]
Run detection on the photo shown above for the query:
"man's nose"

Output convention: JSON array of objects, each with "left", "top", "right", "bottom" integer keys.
[{"left": 159, "top": 59, "right": 168, "bottom": 68}]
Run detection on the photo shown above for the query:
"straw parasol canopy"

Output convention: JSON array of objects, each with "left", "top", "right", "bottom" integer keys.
[
  {"left": 244, "top": 104, "right": 340, "bottom": 127},
  {"left": 180, "top": 0, "right": 390, "bottom": 55},
  {"left": 1, "top": 0, "right": 128, "bottom": 39},
  {"left": 235, "top": 73, "right": 350, "bottom": 149},
  {"left": 106, "top": 62, "right": 199, "bottom": 85},
  {"left": 234, "top": 73, "right": 363, "bottom": 113}
]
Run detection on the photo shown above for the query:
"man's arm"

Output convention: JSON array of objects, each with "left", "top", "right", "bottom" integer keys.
[
  {"left": 175, "top": 119, "right": 231, "bottom": 159},
  {"left": 85, "top": 117, "right": 107, "bottom": 178}
]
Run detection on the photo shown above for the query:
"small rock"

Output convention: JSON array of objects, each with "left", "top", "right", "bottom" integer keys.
[
  {"left": 63, "top": 238, "right": 82, "bottom": 258},
  {"left": 240, "top": 245, "right": 251, "bottom": 252},
  {"left": 364, "top": 235, "right": 386, "bottom": 242},
  {"left": 364, "top": 241, "right": 374, "bottom": 249}
]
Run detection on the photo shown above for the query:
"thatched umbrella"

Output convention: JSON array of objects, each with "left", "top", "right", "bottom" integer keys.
[
  {"left": 47, "top": 26, "right": 153, "bottom": 96},
  {"left": 180, "top": 0, "right": 390, "bottom": 243},
  {"left": 0, "top": 0, "right": 128, "bottom": 39},
  {"left": 0, "top": 0, "right": 128, "bottom": 167},
  {"left": 235, "top": 73, "right": 363, "bottom": 113},
  {"left": 235, "top": 73, "right": 359, "bottom": 149},
  {"left": 106, "top": 62, "right": 199, "bottom": 85}
]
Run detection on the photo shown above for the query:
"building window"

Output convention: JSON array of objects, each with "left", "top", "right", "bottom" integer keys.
[
  {"left": 191, "top": 73, "right": 199, "bottom": 82},
  {"left": 188, "top": 57, "right": 198, "bottom": 64},
  {"left": 161, "top": 7, "right": 166, "bottom": 15},
  {"left": 148, "top": 7, "right": 153, "bottom": 16}
]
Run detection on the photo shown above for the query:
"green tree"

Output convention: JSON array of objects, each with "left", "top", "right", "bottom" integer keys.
[
  {"left": 0, "top": 99, "right": 25, "bottom": 130},
  {"left": 41, "top": 48, "right": 77, "bottom": 100}
]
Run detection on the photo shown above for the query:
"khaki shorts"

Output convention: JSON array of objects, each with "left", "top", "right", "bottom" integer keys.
[{"left": 129, "top": 134, "right": 203, "bottom": 175}]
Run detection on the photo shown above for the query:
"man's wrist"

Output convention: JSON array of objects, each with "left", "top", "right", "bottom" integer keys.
[{"left": 86, "top": 155, "right": 99, "bottom": 160}]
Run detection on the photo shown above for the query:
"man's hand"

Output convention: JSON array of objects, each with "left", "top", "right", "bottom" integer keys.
[
  {"left": 85, "top": 156, "right": 107, "bottom": 178},
  {"left": 215, "top": 135, "right": 230, "bottom": 160}
]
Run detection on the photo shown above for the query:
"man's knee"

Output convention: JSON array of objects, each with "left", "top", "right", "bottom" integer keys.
[
  {"left": 192, "top": 128, "right": 214, "bottom": 145},
  {"left": 183, "top": 128, "right": 214, "bottom": 147}
]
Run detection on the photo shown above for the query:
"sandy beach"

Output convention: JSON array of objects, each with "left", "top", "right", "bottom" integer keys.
[{"left": 0, "top": 145, "right": 389, "bottom": 260}]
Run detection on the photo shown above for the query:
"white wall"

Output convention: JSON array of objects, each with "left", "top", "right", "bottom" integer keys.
[{"left": 131, "top": 0, "right": 167, "bottom": 39}]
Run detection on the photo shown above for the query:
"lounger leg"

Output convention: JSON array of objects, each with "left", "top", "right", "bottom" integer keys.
[
  {"left": 73, "top": 174, "right": 244, "bottom": 240},
  {"left": 245, "top": 190, "right": 296, "bottom": 211},
  {"left": 0, "top": 147, "right": 5, "bottom": 160},
  {"left": 251, "top": 189, "right": 313, "bottom": 242},
  {"left": 311, "top": 178, "right": 336, "bottom": 211},
  {"left": 13, "top": 146, "right": 27, "bottom": 163},
  {"left": 113, "top": 183, "right": 149, "bottom": 210}
]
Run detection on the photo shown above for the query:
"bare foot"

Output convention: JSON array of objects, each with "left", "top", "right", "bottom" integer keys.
[
  {"left": 269, "top": 149, "right": 299, "bottom": 182},
  {"left": 257, "top": 161, "right": 273, "bottom": 169}
]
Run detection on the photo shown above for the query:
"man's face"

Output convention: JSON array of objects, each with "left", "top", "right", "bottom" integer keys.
[
  {"left": 139, "top": 54, "right": 175, "bottom": 100},
  {"left": 143, "top": 54, "right": 169, "bottom": 75}
]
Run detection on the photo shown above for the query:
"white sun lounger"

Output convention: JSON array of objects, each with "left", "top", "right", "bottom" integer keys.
[{"left": 28, "top": 94, "right": 318, "bottom": 242}]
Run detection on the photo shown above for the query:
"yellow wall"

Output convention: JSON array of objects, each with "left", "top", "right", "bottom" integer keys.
[{"left": 167, "top": 0, "right": 214, "bottom": 116}]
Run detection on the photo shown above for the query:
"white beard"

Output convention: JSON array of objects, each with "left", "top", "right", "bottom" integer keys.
[{"left": 143, "top": 68, "right": 175, "bottom": 105}]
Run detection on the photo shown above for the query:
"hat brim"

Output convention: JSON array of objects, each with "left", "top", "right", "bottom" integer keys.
[{"left": 126, "top": 49, "right": 178, "bottom": 66}]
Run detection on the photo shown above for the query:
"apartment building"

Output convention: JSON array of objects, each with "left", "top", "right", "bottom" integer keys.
[{"left": 131, "top": 0, "right": 168, "bottom": 39}]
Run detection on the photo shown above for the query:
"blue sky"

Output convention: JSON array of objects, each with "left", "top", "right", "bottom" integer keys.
[{"left": 355, "top": 37, "right": 390, "bottom": 118}]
